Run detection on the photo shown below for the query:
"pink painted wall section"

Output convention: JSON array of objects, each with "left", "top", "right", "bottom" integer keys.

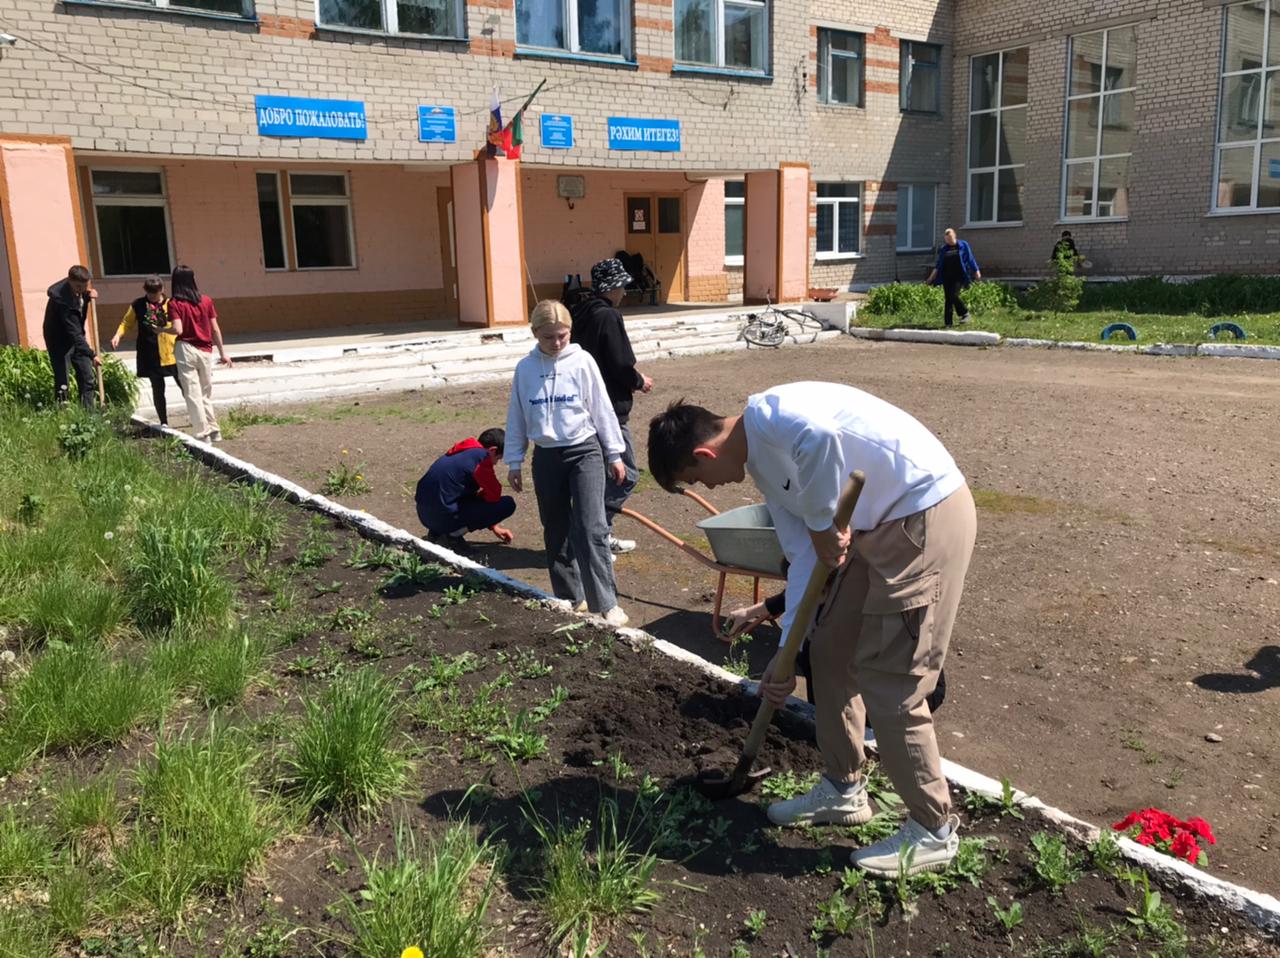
[
  {"left": 743, "top": 170, "right": 778, "bottom": 302},
  {"left": 84, "top": 157, "right": 445, "bottom": 310},
  {"left": 685, "top": 178, "right": 722, "bottom": 277},
  {"left": 0, "top": 140, "right": 84, "bottom": 349},
  {"left": 450, "top": 161, "right": 487, "bottom": 327},
  {"left": 779, "top": 166, "right": 810, "bottom": 301},
  {"left": 484, "top": 160, "right": 526, "bottom": 326}
]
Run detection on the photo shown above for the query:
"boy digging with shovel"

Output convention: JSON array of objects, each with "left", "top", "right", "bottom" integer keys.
[{"left": 647, "top": 382, "right": 976, "bottom": 877}]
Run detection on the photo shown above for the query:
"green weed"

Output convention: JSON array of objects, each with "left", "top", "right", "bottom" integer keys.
[
  {"left": 345, "top": 541, "right": 398, "bottom": 570},
  {"left": 743, "top": 908, "right": 767, "bottom": 938},
  {"left": 1126, "top": 874, "right": 1188, "bottom": 948},
  {"left": 1088, "top": 829, "right": 1124, "bottom": 875},
  {"left": 759, "top": 770, "right": 820, "bottom": 802},
  {"left": 15, "top": 492, "right": 46, "bottom": 526},
  {"left": 20, "top": 571, "right": 130, "bottom": 645},
  {"left": 0, "top": 807, "right": 53, "bottom": 889},
  {"left": 986, "top": 894, "right": 1024, "bottom": 933},
  {"left": 378, "top": 551, "right": 446, "bottom": 591},
  {"left": 51, "top": 773, "right": 123, "bottom": 847},
  {"left": 411, "top": 651, "right": 485, "bottom": 692},
  {"left": 1030, "top": 832, "right": 1085, "bottom": 894},
  {"left": 998, "top": 777, "right": 1025, "bottom": 819},
  {"left": 322, "top": 459, "right": 371, "bottom": 497},
  {"left": 128, "top": 522, "right": 233, "bottom": 632},
  {"left": 221, "top": 406, "right": 304, "bottom": 440},
  {"left": 292, "top": 519, "right": 337, "bottom": 570}
]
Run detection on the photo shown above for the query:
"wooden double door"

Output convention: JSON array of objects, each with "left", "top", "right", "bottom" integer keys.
[{"left": 623, "top": 193, "right": 686, "bottom": 303}]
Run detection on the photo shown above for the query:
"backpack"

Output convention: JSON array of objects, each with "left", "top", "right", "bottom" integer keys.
[{"left": 612, "top": 250, "right": 658, "bottom": 291}]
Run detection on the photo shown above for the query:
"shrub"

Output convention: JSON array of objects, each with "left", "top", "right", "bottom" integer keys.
[
  {"left": 0, "top": 346, "right": 137, "bottom": 411},
  {"left": 1078, "top": 274, "right": 1280, "bottom": 315},
  {"left": 1025, "top": 247, "right": 1085, "bottom": 313},
  {"left": 864, "top": 280, "right": 1017, "bottom": 317},
  {"left": 128, "top": 523, "right": 233, "bottom": 632},
  {"left": 56, "top": 418, "right": 103, "bottom": 460}
]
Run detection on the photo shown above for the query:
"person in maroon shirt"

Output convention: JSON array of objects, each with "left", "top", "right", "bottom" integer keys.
[{"left": 167, "top": 264, "right": 232, "bottom": 442}]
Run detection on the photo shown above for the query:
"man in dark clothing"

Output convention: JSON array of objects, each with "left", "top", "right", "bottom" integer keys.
[
  {"left": 415, "top": 427, "right": 516, "bottom": 546},
  {"left": 1051, "top": 230, "right": 1080, "bottom": 266},
  {"left": 43, "top": 264, "right": 101, "bottom": 408},
  {"left": 569, "top": 258, "right": 654, "bottom": 555}
]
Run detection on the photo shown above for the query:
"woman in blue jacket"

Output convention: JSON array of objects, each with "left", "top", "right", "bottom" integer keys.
[{"left": 925, "top": 228, "right": 982, "bottom": 327}]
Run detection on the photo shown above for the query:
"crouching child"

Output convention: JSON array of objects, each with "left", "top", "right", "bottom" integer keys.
[{"left": 415, "top": 427, "right": 516, "bottom": 546}]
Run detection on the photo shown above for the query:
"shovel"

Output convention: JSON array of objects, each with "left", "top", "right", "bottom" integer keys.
[{"left": 695, "top": 470, "right": 865, "bottom": 800}]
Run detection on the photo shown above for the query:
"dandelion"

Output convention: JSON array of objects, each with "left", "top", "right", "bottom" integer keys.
[
  {"left": 355, "top": 474, "right": 364, "bottom": 481},
  {"left": 342, "top": 448, "right": 349, "bottom": 455},
  {"left": 401, "top": 948, "right": 424, "bottom": 958},
  {"left": 124, "top": 484, "right": 133, "bottom": 492},
  {"left": 103, "top": 531, "right": 115, "bottom": 541}
]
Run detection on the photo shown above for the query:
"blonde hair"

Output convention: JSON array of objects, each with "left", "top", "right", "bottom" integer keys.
[{"left": 530, "top": 299, "right": 572, "bottom": 331}]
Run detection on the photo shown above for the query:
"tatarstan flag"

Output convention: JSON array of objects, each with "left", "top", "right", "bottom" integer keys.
[{"left": 506, "top": 110, "right": 524, "bottom": 160}]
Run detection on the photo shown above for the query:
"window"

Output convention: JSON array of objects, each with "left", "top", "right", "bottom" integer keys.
[
  {"left": 815, "top": 182, "right": 860, "bottom": 258},
  {"left": 967, "top": 47, "right": 1028, "bottom": 224},
  {"left": 318, "top": 0, "right": 463, "bottom": 37},
  {"left": 900, "top": 41, "right": 941, "bottom": 113},
  {"left": 724, "top": 180, "right": 744, "bottom": 265},
  {"left": 818, "top": 30, "right": 864, "bottom": 106},
  {"left": 896, "top": 184, "right": 936, "bottom": 251},
  {"left": 1062, "top": 26, "right": 1136, "bottom": 220},
  {"left": 256, "top": 173, "right": 287, "bottom": 271},
  {"left": 89, "top": 0, "right": 254, "bottom": 16},
  {"left": 1214, "top": 2, "right": 1280, "bottom": 210},
  {"left": 289, "top": 173, "right": 355, "bottom": 269},
  {"left": 517, "top": 0, "right": 629, "bottom": 56},
  {"left": 674, "top": 0, "right": 767, "bottom": 72},
  {"left": 90, "top": 169, "right": 173, "bottom": 277}
]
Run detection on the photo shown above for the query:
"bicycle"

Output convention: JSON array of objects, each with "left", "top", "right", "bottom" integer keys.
[{"left": 737, "top": 302, "right": 824, "bottom": 348}]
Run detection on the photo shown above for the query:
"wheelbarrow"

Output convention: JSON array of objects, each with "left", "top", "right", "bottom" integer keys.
[{"left": 619, "top": 490, "right": 786, "bottom": 641}]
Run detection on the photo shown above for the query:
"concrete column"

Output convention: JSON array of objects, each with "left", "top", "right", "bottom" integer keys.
[
  {"left": 0, "top": 137, "right": 88, "bottom": 347},
  {"left": 449, "top": 157, "right": 528, "bottom": 327},
  {"left": 743, "top": 163, "right": 810, "bottom": 304}
]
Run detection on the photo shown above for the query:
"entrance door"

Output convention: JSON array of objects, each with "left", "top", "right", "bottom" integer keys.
[
  {"left": 623, "top": 193, "right": 685, "bottom": 303},
  {"left": 436, "top": 187, "right": 458, "bottom": 320}
]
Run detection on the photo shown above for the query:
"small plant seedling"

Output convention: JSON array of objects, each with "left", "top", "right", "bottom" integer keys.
[
  {"left": 378, "top": 552, "right": 445, "bottom": 591},
  {"left": 15, "top": 492, "right": 46, "bottom": 526},
  {"left": 1088, "top": 829, "right": 1124, "bottom": 875},
  {"left": 759, "top": 770, "right": 820, "bottom": 802},
  {"left": 723, "top": 633, "right": 753, "bottom": 678},
  {"left": 1125, "top": 873, "right": 1188, "bottom": 945},
  {"left": 963, "top": 789, "right": 999, "bottom": 816},
  {"left": 894, "top": 845, "right": 919, "bottom": 919},
  {"left": 442, "top": 583, "right": 471, "bottom": 606},
  {"left": 345, "top": 541, "right": 397, "bottom": 570},
  {"left": 329, "top": 605, "right": 374, "bottom": 631},
  {"left": 848, "top": 810, "right": 903, "bottom": 844},
  {"left": 810, "top": 891, "right": 861, "bottom": 939},
  {"left": 742, "top": 908, "right": 767, "bottom": 939},
  {"left": 729, "top": 941, "right": 751, "bottom": 958},
  {"left": 293, "top": 521, "right": 337, "bottom": 569},
  {"left": 999, "top": 777, "right": 1025, "bottom": 820},
  {"left": 312, "top": 579, "right": 343, "bottom": 595},
  {"left": 487, "top": 710, "right": 549, "bottom": 762},
  {"left": 322, "top": 458, "right": 371, "bottom": 496},
  {"left": 1030, "top": 832, "right": 1085, "bottom": 894},
  {"left": 593, "top": 751, "right": 634, "bottom": 783},
  {"left": 986, "top": 894, "right": 1024, "bottom": 933},
  {"left": 864, "top": 762, "right": 904, "bottom": 809}
]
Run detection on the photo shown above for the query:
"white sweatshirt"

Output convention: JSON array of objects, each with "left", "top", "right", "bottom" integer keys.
[
  {"left": 503, "top": 343, "right": 625, "bottom": 467},
  {"left": 743, "top": 382, "right": 965, "bottom": 638}
]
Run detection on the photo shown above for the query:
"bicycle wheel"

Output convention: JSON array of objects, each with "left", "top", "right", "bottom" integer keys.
[
  {"left": 742, "top": 317, "right": 786, "bottom": 347},
  {"left": 777, "top": 308, "right": 822, "bottom": 343}
]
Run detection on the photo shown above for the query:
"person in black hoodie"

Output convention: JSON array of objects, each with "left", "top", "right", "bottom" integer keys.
[
  {"left": 43, "top": 264, "right": 101, "bottom": 408},
  {"left": 569, "top": 258, "right": 653, "bottom": 555}
]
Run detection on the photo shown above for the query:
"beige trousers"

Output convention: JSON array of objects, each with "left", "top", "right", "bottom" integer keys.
[
  {"left": 809, "top": 483, "right": 977, "bottom": 830},
  {"left": 174, "top": 341, "right": 220, "bottom": 439}
]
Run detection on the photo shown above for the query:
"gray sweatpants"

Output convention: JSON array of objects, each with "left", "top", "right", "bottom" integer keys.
[
  {"left": 604, "top": 421, "right": 639, "bottom": 528},
  {"left": 532, "top": 440, "right": 618, "bottom": 613}
]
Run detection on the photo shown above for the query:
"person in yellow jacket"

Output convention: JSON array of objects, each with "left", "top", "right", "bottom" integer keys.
[{"left": 110, "top": 275, "right": 183, "bottom": 425}]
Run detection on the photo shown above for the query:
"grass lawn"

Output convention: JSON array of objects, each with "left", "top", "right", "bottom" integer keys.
[{"left": 856, "top": 307, "right": 1280, "bottom": 346}]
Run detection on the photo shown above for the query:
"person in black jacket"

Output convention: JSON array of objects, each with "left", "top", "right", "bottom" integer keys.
[
  {"left": 43, "top": 265, "right": 101, "bottom": 408},
  {"left": 569, "top": 258, "right": 653, "bottom": 555}
]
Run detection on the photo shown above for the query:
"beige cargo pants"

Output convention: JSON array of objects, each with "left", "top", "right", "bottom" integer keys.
[{"left": 809, "top": 483, "right": 977, "bottom": 830}]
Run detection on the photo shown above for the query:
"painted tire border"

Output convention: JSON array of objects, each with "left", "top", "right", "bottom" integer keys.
[{"left": 142, "top": 418, "right": 1280, "bottom": 937}]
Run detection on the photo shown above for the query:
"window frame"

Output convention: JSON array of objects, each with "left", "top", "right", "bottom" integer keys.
[
  {"left": 817, "top": 28, "right": 865, "bottom": 107},
  {"left": 1212, "top": 1, "right": 1280, "bottom": 213},
  {"left": 74, "top": 0, "right": 255, "bottom": 18},
  {"left": 899, "top": 40, "right": 941, "bottom": 114},
  {"left": 723, "top": 179, "right": 744, "bottom": 266},
  {"left": 88, "top": 166, "right": 176, "bottom": 279},
  {"left": 515, "top": 0, "right": 632, "bottom": 58},
  {"left": 314, "top": 0, "right": 465, "bottom": 39},
  {"left": 965, "top": 46, "right": 1028, "bottom": 226},
  {"left": 256, "top": 171, "right": 290, "bottom": 272},
  {"left": 1061, "top": 27, "right": 1137, "bottom": 222},
  {"left": 287, "top": 171, "right": 358, "bottom": 272},
  {"left": 896, "top": 184, "right": 937, "bottom": 252},
  {"left": 674, "top": 0, "right": 769, "bottom": 74},
  {"left": 814, "top": 182, "right": 862, "bottom": 260}
]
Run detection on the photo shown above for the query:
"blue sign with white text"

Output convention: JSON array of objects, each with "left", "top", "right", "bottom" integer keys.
[
  {"left": 541, "top": 114, "right": 574, "bottom": 149},
  {"left": 418, "top": 106, "right": 457, "bottom": 143},
  {"left": 606, "top": 116, "right": 681, "bottom": 152},
  {"left": 255, "top": 95, "right": 367, "bottom": 140}
]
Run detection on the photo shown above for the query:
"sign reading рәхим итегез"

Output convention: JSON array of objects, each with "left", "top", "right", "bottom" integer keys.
[
  {"left": 606, "top": 117, "right": 681, "bottom": 152},
  {"left": 255, "top": 95, "right": 367, "bottom": 141}
]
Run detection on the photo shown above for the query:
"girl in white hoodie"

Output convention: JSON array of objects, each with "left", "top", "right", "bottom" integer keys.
[{"left": 505, "top": 300, "right": 629, "bottom": 626}]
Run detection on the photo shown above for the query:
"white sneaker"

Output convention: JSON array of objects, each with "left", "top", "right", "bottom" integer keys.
[
  {"left": 608, "top": 534, "right": 636, "bottom": 554},
  {"left": 767, "top": 775, "right": 873, "bottom": 827},
  {"left": 851, "top": 814, "right": 960, "bottom": 878},
  {"left": 209, "top": 430, "right": 223, "bottom": 443},
  {"left": 574, "top": 600, "right": 588, "bottom": 612},
  {"left": 603, "top": 606, "right": 629, "bottom": 628}
]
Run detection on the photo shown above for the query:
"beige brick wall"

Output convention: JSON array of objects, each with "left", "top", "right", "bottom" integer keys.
[{"left": 949, "top": 0, "right": 1280, "bottom": 277}]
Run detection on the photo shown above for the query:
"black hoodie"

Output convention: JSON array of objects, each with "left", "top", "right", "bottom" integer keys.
[
  {"left": 43, "top": 280, "right": 95, "bottom": 359},
  {"left": 569, "top": 293, "right": 644, "bottom": 423}
]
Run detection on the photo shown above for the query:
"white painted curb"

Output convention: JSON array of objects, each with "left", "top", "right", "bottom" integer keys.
[
  {"left": 143, "top": 418, "right": 1280, "bottom": 936},
  {"left": 863, "top": 326, "right": 1280, "bottom": 361},
  {"left": 851, "top": 327, "right": 1001, "bottom": 347}
]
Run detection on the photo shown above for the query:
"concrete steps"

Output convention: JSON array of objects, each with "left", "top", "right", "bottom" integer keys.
[{"left": 135, "top": 310, "right": 845, "bottom": 417}]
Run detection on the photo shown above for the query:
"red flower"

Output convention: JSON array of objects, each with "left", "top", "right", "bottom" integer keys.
[
  {"left": 1184, "top": 817, "right": 1216, "bottom": 845},
  {"left": 1113, "top": 807, "right": 1214, "bottom": 867},
  {"left": 1170, "top": 830, "right": 1200, "bottom": 863}
]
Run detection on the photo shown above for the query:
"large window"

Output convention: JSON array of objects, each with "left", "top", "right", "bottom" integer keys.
[
  {"left": 816, "top": 183, "right": 860, "bottom": 258},
  {"left": 318, "top": 0, "right": 462, "bottom": 37},
  {"left": 289, "top": 173, "right": 355, "bottom": 270},
  {"left": 967, "top": 47, "right": 1028, "bottom": 224},
  {"left": 674, "top": 0, "right": 766, "bottom": 72},
  {"left": 517, "top": 0, "right": 629, "bottom": 56},
  {"left": 90, "top": 169, "right": 173, "bottom": 277},
  {"left": 1214, "top": 2, "right": 1280, "bottom": 210},
  {"left": 1062, "top": 26, "right": 1136, "bottom": 220},
  {"left": 896, "top": 184, "right": 936, "bottom": 251},
  {"left": 88, "top": 0, "right": 253, "bottom": 16},
  {"left": 724, "top": 180, "right": 744, "bottom": 266},
  {"left": 818, "top": 30, "right": 864, "bottom": 106},
  {"left": 900, "top": 41, "right": 941, "bottom": 113}
]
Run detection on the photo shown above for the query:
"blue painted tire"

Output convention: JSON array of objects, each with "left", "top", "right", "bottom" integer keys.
[
  {"left": 1100, "top": 322, "right": 1138, "bottom": 341},
  {"left": 1208, "top": 322, "right": 1247, "bottom": 341}
]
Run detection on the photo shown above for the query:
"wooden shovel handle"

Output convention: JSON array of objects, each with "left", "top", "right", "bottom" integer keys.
[{"left": 738, "top": 471, "right": 865, "bottom": 761}]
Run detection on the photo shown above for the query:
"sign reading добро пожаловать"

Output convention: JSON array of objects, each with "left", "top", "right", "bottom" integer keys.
[
  {"left": 255, "top": 95, "right": 367, "bottom": 140},
  {"left": 606, "top": 117, "right": 681, "bottom": 152}
]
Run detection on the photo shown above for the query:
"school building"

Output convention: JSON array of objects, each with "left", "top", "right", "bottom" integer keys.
[{"left": 0, "top": 0, "right": 1277, "bottom": 347}]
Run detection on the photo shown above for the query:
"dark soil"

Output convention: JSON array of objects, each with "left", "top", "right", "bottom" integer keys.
[
  {"left": 99, "top": 456, "right": 1280, "bottom": 956},
  {"left": 217, "top": 338, "right": 1280, "bottom": 898}
]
